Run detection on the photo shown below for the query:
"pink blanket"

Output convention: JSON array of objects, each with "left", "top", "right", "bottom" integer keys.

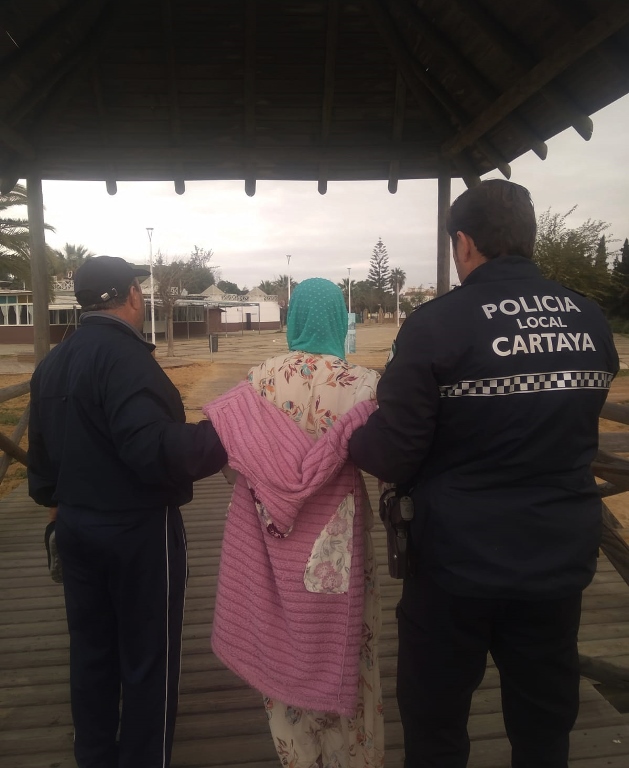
[{"left": 203, "top": 381, "right": 377, "bottom": 716}]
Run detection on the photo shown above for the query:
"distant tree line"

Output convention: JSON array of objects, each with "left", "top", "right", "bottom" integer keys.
[{"left": 533, "top": 207, "right": 629, "bottom": 330}]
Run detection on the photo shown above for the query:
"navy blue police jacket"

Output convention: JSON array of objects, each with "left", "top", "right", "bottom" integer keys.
[
  {"left": 28, "top": 314, "right": 227, "bottom": 511},
  {"left": 349, "top": 256, "right": 619, "bottom": 599}
]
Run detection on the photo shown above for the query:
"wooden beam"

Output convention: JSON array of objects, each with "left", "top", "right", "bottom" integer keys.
[
  {"left": 369, "top": 0, "right": 511, "bottom": 179},
  {"left": 592, "top": 449, "right": 629, "bottom": 495},
  {"left": 389, "top": 0, "right": 548, "bottom": 162},
  {"left": 388, "top": 70, "right": 406, "bottom": 194},
  {"left": 601, "top": 402, "right": 629, "bottom": 427},
  {"left": 0, "top": 381, "right": 30, "bottom": 404},
  {"left": 33, "top": 142, "right": 443, "bottom": 166},
  {"left": 161, "top": 0, "right": 186, "bottom": 195},
  {"left": 436, "top": 170, "right": 451, "bottom": 296},
  {"left": 599, "top": 433, "right": 629, "bottom": 453},
  {"left": 11, "top": 0, "right": 126, "bottom": 139},
  {"left": 0, "top": 170, "right": 20, "bottom": 196},
  {"left": 600, "top": 502, "right": 629, "bottom": 589},
  {"left": 318, "top": 0, "right": 339, "bottom": 196},
  {"left": 0, "top": 0, "right": 107, "bottom": 118},
  {"left": 27, "top": 175, "right": 50, "bottom": 364},
  {"left": 0, "top": 430, "right": 27, "bottom": 467},
  {"left": 362, "top": 0, "right": 481, "bottom": 187},
  {"left": 444, "top": 0, "right": 629, "bottom": 156},
  {"left": 243, "top": 0, "right": 257, "bottom": 197},
  {"left": 547, "top": 0, "right": 629, "bottom": 75},
  {"left": 447, "top": 0, "right": 593, "bottom": 141},
  {"left": 91, "top": 74, "right": 117, "bottom": 194},
  {"left": 0, "top": 404, "right": 29, "bottom": 483}
]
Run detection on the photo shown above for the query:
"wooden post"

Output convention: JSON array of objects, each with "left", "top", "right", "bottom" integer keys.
[
  {"left": 27, "top": 175, "right": 50, "bottom": 363},
  {"left": 436, "top": 170, "right": 451, "bottom": 296}
]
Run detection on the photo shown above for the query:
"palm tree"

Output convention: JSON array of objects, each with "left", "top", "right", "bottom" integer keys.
[
  {"left": 54, "top": 243, "right": 95, "bottom": 278},
  {"left": 337, "top": 278, "right": 356, "bottom": 310},
  {"left": 0, "top": 183, "right": 55, "bottom": 287},
  {"left": 258, "top": 280, "right": 276, "bottom": 295},
  {"left": 390, "top": 267, "right": 407, "bottom": 326}
]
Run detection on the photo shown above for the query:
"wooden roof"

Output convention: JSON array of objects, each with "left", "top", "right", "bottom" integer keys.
[{"left": 1, "top": 0, "right": 629, "bottom": 195}]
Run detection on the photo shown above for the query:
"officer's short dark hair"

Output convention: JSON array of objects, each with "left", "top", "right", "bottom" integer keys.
[{"left": 446, "top": 179, "right": 537, "bottom": 260}]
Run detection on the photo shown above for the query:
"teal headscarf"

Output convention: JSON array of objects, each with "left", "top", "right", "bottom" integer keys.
[{"left": 286, "top": 278, "right": 347, "bottom": 359}]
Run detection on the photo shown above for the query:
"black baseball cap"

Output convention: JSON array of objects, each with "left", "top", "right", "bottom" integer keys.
[{"left": 74, "top": 256, "right": 150, "bottom": 307}]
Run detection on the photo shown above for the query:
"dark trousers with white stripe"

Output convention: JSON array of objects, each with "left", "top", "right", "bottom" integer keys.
[
  {"left": 397, "top": 571, "right": 582, "bottom": 768},
  {"left": 56, "top": 504, "right": 187, "bottom": 768}
]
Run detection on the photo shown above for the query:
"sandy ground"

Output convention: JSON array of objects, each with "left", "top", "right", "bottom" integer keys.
[{"left": 1, "top": 325, "right": 629, "bottom": 528}]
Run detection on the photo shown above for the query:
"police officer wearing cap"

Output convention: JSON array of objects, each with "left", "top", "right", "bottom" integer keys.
[
  {"left": 28, "top": 256, "right": 228, "bottom": 768},
  {"left": 349, "top": 180, "right": 619, "bottom": 768}
]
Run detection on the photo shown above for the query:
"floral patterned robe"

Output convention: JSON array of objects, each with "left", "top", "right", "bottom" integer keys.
[{"left": 248, "top": 352, "right": 385, "bottom": 768}]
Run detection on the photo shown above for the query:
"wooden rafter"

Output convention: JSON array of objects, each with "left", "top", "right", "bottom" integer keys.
[
  {"left": 0, "top": 0, "right": 125, "bottom": 180},
  {"left": 162, "top": 0, "right": 185, "bottom": 195},
  {"left": 0, "top": 0, "right": 106, "bottom": 118},
  {"left": 368, "top": 0, "right": 510, "bottom": 179},
  {"left": 388, "top": 71, "right": 406, "bottom": 194},
  {"left": 389, "top": 0, "right": 547, "bottom": 162},
  {"left": 318, "top": 0, "right": 339, "bottom": 196},
  {"left": 448, "top": 0, "right": 594, "bottom": 141},
  {"left": 362, "top": 0, "right": 481, "bottom": 187},
  {"left": 547, "top": 0, "right": 629, "bottom": 75},
  {"left": 243, "top": 0, "right": 257, "bottom": 197},
  {"left": 443, "top": 0, "right": 629, "bottom": 157}
]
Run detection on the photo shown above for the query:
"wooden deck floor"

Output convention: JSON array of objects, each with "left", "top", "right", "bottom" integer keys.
[{"left": 1, "top": 475, "right": 629, "bottom": 767}]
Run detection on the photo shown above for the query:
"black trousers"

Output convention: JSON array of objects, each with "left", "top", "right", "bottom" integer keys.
[
  {"left": 56, "top": 504, "right": 187, "bottom": 768},
  {"left": 397, "top": 572, "right": 582, "bottom": 768}
]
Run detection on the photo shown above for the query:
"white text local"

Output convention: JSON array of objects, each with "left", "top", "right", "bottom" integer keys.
[
  {"left": 482, "top": 295, "right": 581, "bottom": 320},
  {"left": 492, "top": 332, "right": 596, "bottom": 357}
]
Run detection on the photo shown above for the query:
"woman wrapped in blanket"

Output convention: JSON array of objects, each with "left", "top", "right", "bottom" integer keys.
[{"left": 207, "top": 278, "right": 384, "bottom": 768}]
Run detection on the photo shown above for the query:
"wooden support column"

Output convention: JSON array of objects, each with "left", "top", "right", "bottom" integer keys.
[
  {"left": 436, "top": 171, "right": 451, "bottom": 296},
  {"left": 27, "top": 175, "right": 50, "bottom": 363}
]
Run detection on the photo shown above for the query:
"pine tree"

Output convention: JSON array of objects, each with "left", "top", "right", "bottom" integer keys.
[
  {"left": 610, "top": 238, "right": 629, "bottom": 319},
  {"left": 367, "top": 238, "right": 391, "bottom": 291},
  {"left": 594, "top": 235, "right": 608, "bottom": 269}
]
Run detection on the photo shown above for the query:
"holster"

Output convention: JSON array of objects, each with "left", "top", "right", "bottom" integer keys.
[{"left": 379, "top": 488, "right": 414, "bottom": 579}]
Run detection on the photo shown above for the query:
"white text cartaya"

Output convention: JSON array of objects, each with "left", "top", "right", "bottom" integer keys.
[{"left": 492, "top": 333, "right": 596, "bottom": 357}]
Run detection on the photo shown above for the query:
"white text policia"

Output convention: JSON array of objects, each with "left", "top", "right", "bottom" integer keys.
[
  {"left": 482, "top": 295, "right": 581, "bottom": 321},
  {"left": 482, "top": 296, "right": 597, "bottom": 357}
]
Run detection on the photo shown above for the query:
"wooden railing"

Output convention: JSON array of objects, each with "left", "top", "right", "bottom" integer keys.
[
  {"left": 0, "top": 380, "right": 30, "bottom": 484},
  {"left": 0, "top": 381, "right": 628, "bottom": 588},
  {"left": 593, "top": 401, "right": 629, "bottom": 588}
]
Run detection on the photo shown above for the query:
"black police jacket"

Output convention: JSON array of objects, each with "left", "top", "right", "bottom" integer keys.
[
  {"left": 28, "top": 314, "right": 227, "bottom": 511},
  {"left": 349, "top": 256, "right": 619, "bottom": 599}
]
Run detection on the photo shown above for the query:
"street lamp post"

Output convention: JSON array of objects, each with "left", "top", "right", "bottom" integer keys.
[
  {"left": 146, "top": 227, "right": 155, "bottom": 344},
  {"left": 396, "top": 279, "right": 400, "bottom": 328},
  {"left": 347, "top": 267, "right": 352, "bottom": 314},
  {"left": 286, "top": 254, "right": 292, "bottom": 305}
]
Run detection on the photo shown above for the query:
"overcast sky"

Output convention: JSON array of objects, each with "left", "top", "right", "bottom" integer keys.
[{"left": 37, "top": 93, "right": 629, "bottom": 292}]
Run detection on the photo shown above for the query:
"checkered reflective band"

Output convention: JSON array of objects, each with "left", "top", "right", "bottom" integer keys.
[{"left": 439, "top": 370, "right": 614, "bottom": 398}]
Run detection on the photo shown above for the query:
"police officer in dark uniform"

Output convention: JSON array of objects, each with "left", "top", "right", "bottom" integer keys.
[
  {"left": 28, "top": 256, "right": 227, "bottom": 768},
  {"left": 349, "top": 180, "right": 619, "bottom": 768}
]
